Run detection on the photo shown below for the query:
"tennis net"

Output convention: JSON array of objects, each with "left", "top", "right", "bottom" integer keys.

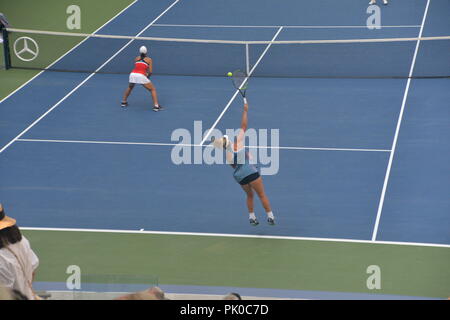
[{"left": 4, "top": 28, "right": 450, "bottom": 78}]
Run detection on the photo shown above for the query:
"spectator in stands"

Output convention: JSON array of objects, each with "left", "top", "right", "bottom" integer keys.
[
  {"left": 0, "top": 285, "right": 28, "bottom": 300},
  {"left": 369, "top": 0, "right": 388, "bottom": 5},
  {"left": 223, "top": 292, "right": 242, "bottom": 300},
  {"left": 0, "top": 286, "right": 13, "bottom": 300},
  {"left": 115, "top": 286, "right": 168, "bottom": 300},
  {"left": 0, "top": 204, "right": 40, "bottom": 300}
]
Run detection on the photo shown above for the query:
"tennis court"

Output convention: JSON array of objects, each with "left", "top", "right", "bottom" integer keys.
[{"left": 0, "top": 0, "right": 449, "bottom": 299}]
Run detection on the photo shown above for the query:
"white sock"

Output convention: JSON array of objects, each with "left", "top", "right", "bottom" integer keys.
[
  {"left": 249, "top": 213, "right": 256, "bottom": 220},
  {"left": 266, "top": 211, "right": 274, "bottom": 219}
]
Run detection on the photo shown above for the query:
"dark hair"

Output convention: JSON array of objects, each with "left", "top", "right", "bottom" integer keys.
[
  {"left": 140, "top": 53, "right": 146, "bottom": 59},
  {"left": 11, "top": 289, "right": 28, "bottom": 300},
  {"left": 0, "top": 225, "right": 22, "bottom": 249},
  {"left": 230, "top": 292, "right": 242, "bottom": 300}
]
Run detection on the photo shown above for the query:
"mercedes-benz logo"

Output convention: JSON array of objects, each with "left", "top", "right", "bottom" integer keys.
[{"left": 14, "top": 37, "right": 39, "bottom": 62}]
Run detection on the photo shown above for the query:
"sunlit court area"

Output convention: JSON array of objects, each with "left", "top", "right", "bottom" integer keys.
[{"left": 0, "top": 0, "right": 449, "bottom": 302}]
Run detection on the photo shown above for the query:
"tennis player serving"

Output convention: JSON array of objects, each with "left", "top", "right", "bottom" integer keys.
[
  {"left": 211, "top": 71, "right": 275, "bottom": 226},
  {"left": 121, "top": 46, "right": 163, "bottom": 111}
]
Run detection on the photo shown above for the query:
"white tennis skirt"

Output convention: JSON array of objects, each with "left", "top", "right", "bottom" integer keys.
[{"left": 129, "top": 72, "right": 151, "bottom": 84}]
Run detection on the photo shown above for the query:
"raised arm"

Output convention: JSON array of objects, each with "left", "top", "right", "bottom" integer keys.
[{"left": 236, "top": 99, "right": 249, "bottom": 148}]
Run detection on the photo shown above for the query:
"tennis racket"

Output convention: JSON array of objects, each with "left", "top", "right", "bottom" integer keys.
[{"left": 231, "top": 70, "right": 248, "bottom": 98}]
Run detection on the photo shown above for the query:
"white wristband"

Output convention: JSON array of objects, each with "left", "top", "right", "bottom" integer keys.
[{"left": 243, "top": 98, "right": 248, "bottom": 104}]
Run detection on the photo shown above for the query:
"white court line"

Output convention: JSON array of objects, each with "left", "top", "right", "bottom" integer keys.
[
  {"left": 153, "top": 23, "right": 421, "bottom": 29},
  {"left": 200, "top": 27, "right": 284, "bottom": 145},
  {"left": 16, "top": 138, "right": 391, "bottom": 152},
  {"left": 16, "top": 138, "right": 195, "bottom": 148},
  {"left": 0, "top": 0, "right": 139, "bottom": 104},
  {"left": 371, "top": 0, "right": 431, "bottom": 242},
  {"left": 248, "top": 145, "right": 391, "bottom": 152},
  {"left": 0, "top": 0, "right": 181, "bottom": 155},
  {"left": 20, "top": 227, "right": 450, "bottom": 248}
]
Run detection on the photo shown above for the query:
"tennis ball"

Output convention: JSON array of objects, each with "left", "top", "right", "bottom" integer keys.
[{"left": 227, "top": 72, "right": 233, "bottom": 77}]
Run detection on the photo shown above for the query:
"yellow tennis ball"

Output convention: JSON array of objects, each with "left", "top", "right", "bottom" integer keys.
[{"left": 227, "top": 72, "right": 233, "bottom": 77}]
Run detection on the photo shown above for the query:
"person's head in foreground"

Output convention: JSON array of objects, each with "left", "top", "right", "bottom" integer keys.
[
  {"left": 115, "top": 286, "right": 168, "bottom": 300},
  {"left": 223, "top": 292, "right": 242, "bottom": 300},
  {"left": 0, "top": 203, "right": 21, "bottom": 249},
  {"left": 0, "top": 203, "right": 40, "bottom": 300}
]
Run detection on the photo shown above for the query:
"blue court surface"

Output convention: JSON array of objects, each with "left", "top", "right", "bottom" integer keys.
[{"left": 1, "top": 0, "right": 449, "bottom": 250}]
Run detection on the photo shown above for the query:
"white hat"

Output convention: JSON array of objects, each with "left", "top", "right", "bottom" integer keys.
[{"left": 139, "top": 46, "right": 147, "bottom": 54}]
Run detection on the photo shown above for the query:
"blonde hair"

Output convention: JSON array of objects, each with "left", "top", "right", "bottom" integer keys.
[
  {"left": 114, "top": 286, "right": 168, "bottom": 300},
  {"left": 212, "top": 135, "right": 229, "bottom": 149}
]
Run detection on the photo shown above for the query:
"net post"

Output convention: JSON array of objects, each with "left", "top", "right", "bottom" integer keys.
[
  {"left": 245, "top": 43, "right": 250, "bottom": 75},
  {"left": 0, "top": 13, "right": 11, "bottom": 70},
  {"left": 2, "top": 28, "right": 12, "bottom": 70}
]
